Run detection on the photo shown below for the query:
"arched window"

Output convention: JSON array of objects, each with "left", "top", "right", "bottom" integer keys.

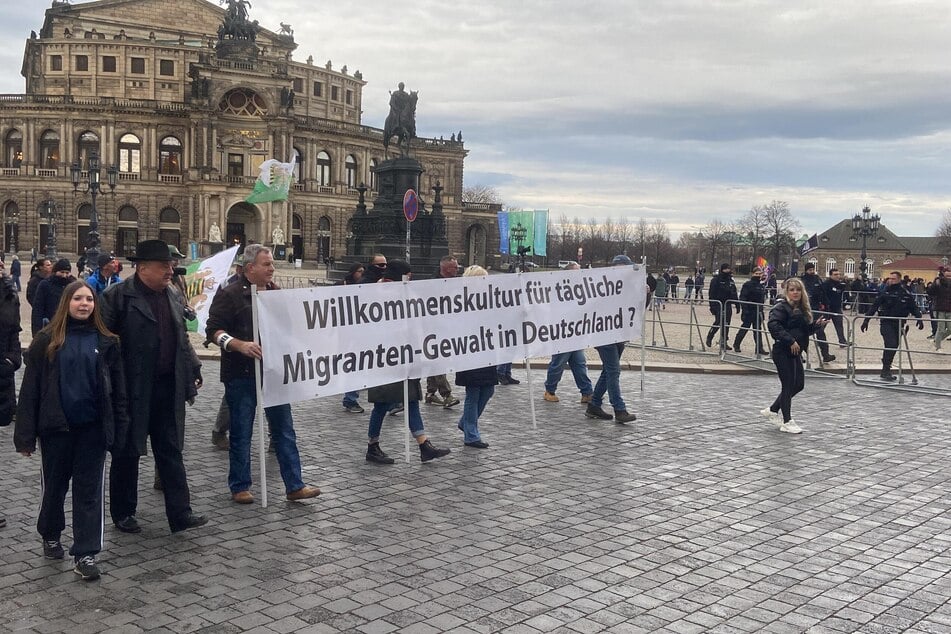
[
  {"left": 368, "top": 158, "right": 378, "bottom": 190},
  {"left": 77, "top": 131, "right": 100, "bottom": 169},
  {"left": 219, "top": 88, "right": 268, "bottom": 117},
  {"left": 159, "top": 207, "right": 180, "bottom": 223},
  {"left": 345, "top": 154, "right": 357, "bottom": 188},
  {"left": 808, "top": 257, "right": 818, "bottom": 267},
  {"left": 844, "top": 258, "right": 855, "bottom": 276},
  {"left": 158, "top": 206, "right": 181, "bottom": 249},
  {"left": 159, "top": 136, "right": 182, "bottom": 174},
  {"left": 292, "top": 214, "right": 302, "bottom": 231},
  {"left": 825, "top": 257, "right": 836, "bottom": 274},
  {"left": 865, "top": 259, "right": 875, "bottom": 277},
  {"left": 4, "top": 129, "right": 22, "bottom": 168},
  {"left": 118, "top": 205, "right": 138, "bottom": 222},
  {"left": 115, "top": 205, "right": 138, "bottom": 258},
  {"left": 882, "top": 258, "right": 893, "bottom": 266},
  {"left": 118, "top": 133, "right": 141, "bottom": 174},
  {"left": 316, "top": 151, "right": 331, "bottom": 187},
  {"left": 40, "top": 130, "right": 60, "bottom": 168}
]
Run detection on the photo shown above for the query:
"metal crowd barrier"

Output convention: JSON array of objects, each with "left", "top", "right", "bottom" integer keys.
[
  {"left": 641, "top": 298, "right": 723, "bottom": 357},
  {"left": 847, "top": 314, "right": 951, "bottom": 396}
]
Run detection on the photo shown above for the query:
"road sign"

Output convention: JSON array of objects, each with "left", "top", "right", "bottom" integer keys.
[{"left": 403, "top": 189, "right": 418, "bottom": 222}]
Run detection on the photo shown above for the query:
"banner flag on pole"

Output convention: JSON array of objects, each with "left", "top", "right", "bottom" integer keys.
[
  {"left": 256, "top": 267, "right": 646, "bottom": 407},
  {"left": 183, "top": 245, "right": 240, "bottom": 333},
  {"left": 497, "top": 211, "right": 510, "bottom": 254},
  {"left": 532, "top": 210, "right": 549, "bottom": 257},
  {"left": 245, "top": 150, "right": 298, "bottom": 204},
  {"left": 798, "top": 234, "right": 819, "bottom": 257}
]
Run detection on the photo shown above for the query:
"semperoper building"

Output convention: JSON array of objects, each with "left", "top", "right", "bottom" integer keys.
[{"left": 0, "top": 0, "right": 497, "bottom": 265}]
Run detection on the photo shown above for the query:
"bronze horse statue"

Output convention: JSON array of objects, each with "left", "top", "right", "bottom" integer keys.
[{"left": 383, "top": 85, "right": 418, "bottom": 154}]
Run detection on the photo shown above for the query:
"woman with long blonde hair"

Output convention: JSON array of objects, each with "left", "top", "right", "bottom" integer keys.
[
  {"left": 762, "top": 278, "right": 828, "bottom": 434},
  {"left": 15, "top": 280, "right": 129, "bottom": 581}
]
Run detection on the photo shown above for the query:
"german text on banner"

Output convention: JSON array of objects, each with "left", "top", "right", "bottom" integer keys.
[{"left": 257, "top": 267, "right": 646, "bottom": 407}]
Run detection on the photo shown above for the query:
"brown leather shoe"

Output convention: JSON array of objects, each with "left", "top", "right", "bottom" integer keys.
[
  {"left": 286, "top": 485, "right": 321, "bottom": 501},
  {"left": 232, "top": 490, "right": 254, "bottom": 504}
]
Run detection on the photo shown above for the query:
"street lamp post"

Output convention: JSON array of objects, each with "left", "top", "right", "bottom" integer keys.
[
  {"left": 42, "top": 198, "right": 58, "bottom": 258},
  {"left": 851, "top": 205, "right": 880, "bottom": 280},
  {"left": 71, "top": 151, "right": 118, "bottom": 273},
  {"left": 8, "top": 206, "right": 18, "bottom": 254},
  {"left": 510, "top": 222, "right": 528, "bottom": 272}
]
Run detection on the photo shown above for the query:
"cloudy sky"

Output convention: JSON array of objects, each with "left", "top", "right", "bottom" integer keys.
[{"left": 2, "top": 0, "right": 950, "bottom": 239}]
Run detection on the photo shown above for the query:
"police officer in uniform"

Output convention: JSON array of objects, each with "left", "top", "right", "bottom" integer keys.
[{"left": 861, "top": 270, "right": 924, "bottom": 381}]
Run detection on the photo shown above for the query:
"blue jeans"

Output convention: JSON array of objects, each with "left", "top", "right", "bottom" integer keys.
[
  {"left": 458, "top": 385, "right": 494, "bottom": 443},
  {"left": 225, "top": 377, "right": 305, "bottom": 495},
  {"left": 368, "top": 401, "right": 424, "bottom": 442},
  {"left": 497, "top": 362, "right": 512, "bottom": 377},
  {"left": 544, "top": 350, "right": 593, "bottom": 395},
  {"left": 342, "top": 390, "right": 360, "bottom": 407},
  {"left": 591, "top": 342, "right": 626, "bottom": 412}
]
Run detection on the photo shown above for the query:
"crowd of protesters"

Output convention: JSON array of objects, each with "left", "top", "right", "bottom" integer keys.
[{"left": 1, "top": 241, "right": 948, "bottom": 583}]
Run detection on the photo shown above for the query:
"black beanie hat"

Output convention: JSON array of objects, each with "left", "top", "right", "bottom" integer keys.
[{"left": 53, "top": 259, "right": 71, "bottom": 273}]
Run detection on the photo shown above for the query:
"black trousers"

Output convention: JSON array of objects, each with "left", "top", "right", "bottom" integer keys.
[
  {"left": 880, "top": 321, "right": 900, "bottom": 371},
  {"left": 830, "top": 313, "right": 847, "bottom": 345},
  {"left": 770, "top": 348, "right": 804, "bottom": 423},
  {"left": 110, "top": 376, "right": 192, "bottom": 530},
  {"left": 38, "top": 425, "right": 106, "bottom": 560},
  {"left": 707, "top": 309, "right": 732, "bottom": 344},
  {"left": 733, "top": 310, "right": 764, "bottom": 352}
]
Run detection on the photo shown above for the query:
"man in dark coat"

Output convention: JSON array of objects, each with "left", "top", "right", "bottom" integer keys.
[
  {"left": 706, "top": 263, "right": 738, "bottom": 349},
  {"left": 25, "top": 258, "right": 52, "bottom": 306},
  {"left": 800, "top": 262, "right": 834, "bottom": 362},
  {"left": 732, "top": 267, "right": 767, "bottom": 354},
  {"left": 861, "top": 270, "right": 924, "bottom": 381},
  {"left": 821, "top": 267, "right": 848, "bottom": 348},
  {"left": 100, "top": 240, "right": 207, "bottom": 534},
  {"left": 31, "top": 259, "right": 75, "bottom": 336}
]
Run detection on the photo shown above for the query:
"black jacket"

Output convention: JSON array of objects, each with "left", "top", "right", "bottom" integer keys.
[
  {"left": 14, "top": 330, "right": 129, "bottom": 453},
  {"left": 821, "top": 278, "right": 846, "bottom": 314},
  {"left": 738, "top": 278, "right": 766, "bottom": 322},
  {"left": 708, "top": 273, "right": 738, "bottom": 313},
  {"left": 768, "top": 300, "right": 823, "bottom": 354},
  {"left": 800, "top": 272, "right": 827, "bottom": 310},
  {"left": 0, "top": 308, "right": 21, "bottom": 427},
  {"left": 205, "top": 274, "right": 278, "bottom": 384},
  {"left": 928, "top": 276, "right": 951, "bottom": 313},
  {"left": 31, "top": 274, "right": 76, "bottom": 335},
  {"left": 100, "top": 276, "right": 201, "bottom": 456},
  {"left": 455, "top": 365, "right": 499, "bottom": 387},
  {"left": 25, "top": 272, "right": 45, "bottom": 306},
  {"left": 864, "top": 284, "right": 923, "bottom": 321}
]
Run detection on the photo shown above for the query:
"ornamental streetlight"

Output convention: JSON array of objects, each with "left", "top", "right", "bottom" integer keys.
[
  {"left": 71, "top": 151, "right": 118, "bottom": 274},
  {"left": 42, "top": 198, "right": 57, "bottom": 258},
  {"left": 851, "top": 205, "right": 880, "bottom": 280},
  {"left": 7, "top": 205, "right": 18, "bottom": 254},
  {"left": 510, "top": 222, "right": 528, "bottom": 272}
]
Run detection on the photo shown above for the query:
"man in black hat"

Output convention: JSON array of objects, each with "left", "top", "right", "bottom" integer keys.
[
  {"left": 101, "top": 239, "right": 207, "bottom": 534},
  {"left": 87, "top": 253, "right": 121, "bottom": 295}
]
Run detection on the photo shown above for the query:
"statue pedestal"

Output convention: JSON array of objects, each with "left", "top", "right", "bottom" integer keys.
[
  {"left": 201, "top": 241, "right": 225, "bottom": 257},
  {"left": 347, "top": 156, "right": 448, "bottom": 278}
]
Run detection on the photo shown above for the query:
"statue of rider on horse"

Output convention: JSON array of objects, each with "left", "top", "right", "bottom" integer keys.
[{"left": 383, "top": 82, "right": 418, "bottom": 155}]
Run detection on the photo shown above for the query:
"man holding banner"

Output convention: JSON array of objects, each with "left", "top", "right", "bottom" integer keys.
[{"left": 206, "top": 244, "right": 321, "bottom": 505}]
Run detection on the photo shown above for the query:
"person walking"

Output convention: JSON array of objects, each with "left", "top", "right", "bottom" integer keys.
[
  {"left": 453, "top": 265, "right": 497, "bottom": 449},
  {"left": 694, "top": 270, "right": 705, "bottom": 301},
  {"left": 31, "top": 259, "right": 75, "bottom": 336},
  {"left": 542, "top": 262, "right": 593, "bottom": 403},
  {"left": 363, "top": 260, "right": 451, "bottom": 464},
  {"left": 0, "top": 271, "right": 20, "bottom": 530},
  {"left": 821, "top": 267, "right": 849, "bottom": 348},
  {"left": 684, "top": 274, "right": 694, "bottom": 300},
  {"left": 425, "top": 255, "right": 461, "bottom": 407},
  {"left": 15, "top": 280, "right": 129, "bottom": 580},
  {"left": 706, "top": 264, "right": 738, "bottom": 349},
  {"left": 761, "top": 278, "right": 830, "bottom": 434},
  {"left": 101, "top": 240, "right": 207, "bottom": 534},
  {"left": 927, "top": 267, "right": 951, "bottom": 352},
  {"left": 861, "top": 270, "right": 924, "bottom": 380},
  {"left": 584, "top": 255, "right": 637, "bottom": 424},
  {"left": 26, "top": 257, "right": 52, "bottom": 307},
  {"left": 10, "top": 255, "right": 21, "bottom": 292},
  {"left": 87, "top": 254, "right": 121, "bottom": 295},
  {"left": 732, "top": 267, "right": 766, "bottom": 354},
  {"left": 800, "top": 262, "right": 834, "bottom": 362},
  {"left": 336, "top": 262, "right": 367, "bottom": 414},
  {"left": 207, "top": 244, "right": 321, "bottom": 505}
]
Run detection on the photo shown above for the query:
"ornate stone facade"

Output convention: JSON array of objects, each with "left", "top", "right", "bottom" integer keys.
[{"left": 0, "top": 0, "right": 498, "bottom": 265}]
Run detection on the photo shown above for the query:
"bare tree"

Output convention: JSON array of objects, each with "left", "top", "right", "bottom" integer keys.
[
  {"left": 937, "top": 208, "right": 951, "bottom": 247},
  {"left": 761, "top": 200, "right": 800, "bottom": 273},
  {"left": 462, "top": 184, "right": 503, "bottom": 205},
  {"left": 634, "top": 218, "right": 649, "bottom": 260},
  {"left": 648, "top": 219, "right": 671, "bottom": 265},
  {"left": 703, "top": 218, "right": 729, "bottom": 270},
  {"left": 738, "top": 204, "right": 770, "bottom": 264}
]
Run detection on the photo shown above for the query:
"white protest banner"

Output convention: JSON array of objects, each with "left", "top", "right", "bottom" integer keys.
[
  {"left": 257, "top": 266, "right": 646, "bottom": 407},
  {"left": 184, "top": 245, "right": 240, "bottom": 334}
]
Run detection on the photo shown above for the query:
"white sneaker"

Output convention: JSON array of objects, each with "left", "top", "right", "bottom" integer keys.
[
  {"left": 779, "top": 420, "right": 803, "bottom": 434},
  {"left": 760, "top": 407, "right": 782, "bottom": 426}
]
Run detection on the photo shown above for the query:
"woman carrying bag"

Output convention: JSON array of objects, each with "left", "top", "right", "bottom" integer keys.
[{"left": 15, "top": 280, "right": 130, "bottom": 580}]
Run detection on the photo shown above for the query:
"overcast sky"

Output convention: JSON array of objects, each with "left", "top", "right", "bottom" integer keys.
[{"left": 2, "top": 0, "right": 950, "bottom": 239}]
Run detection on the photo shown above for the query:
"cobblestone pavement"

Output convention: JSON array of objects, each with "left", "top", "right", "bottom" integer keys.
[{"left": 2, "top": 363, "right": 950, "bottom": 633}]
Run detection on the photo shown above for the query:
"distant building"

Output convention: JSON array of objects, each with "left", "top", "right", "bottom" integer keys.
[
  {"left": 0, "top": 0, "right": 497, "bottom": 265},
  {"left": 799, "top": 219, "right": 949, "bottom": 279}
]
